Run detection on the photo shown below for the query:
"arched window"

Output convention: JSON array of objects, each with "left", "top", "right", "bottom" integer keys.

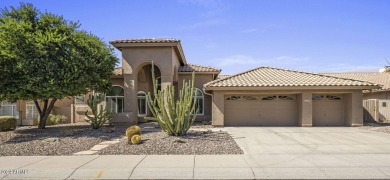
[
  {"left": 137, "top": 91, "right": 147, "bottom": 116},
  {"left": 26, "top": 101, "right": 39, "bottom": 119},
  {"left": 0, "top": 101, "right": 18, "bottom": 118},
  {"left": 106, "top": 86, "right": 124, "bottom": 113},
  {"left": 193, "top": 88, "right": 204, "bottom": 115}
]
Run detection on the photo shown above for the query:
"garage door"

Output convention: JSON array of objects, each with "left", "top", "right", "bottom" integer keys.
[
  {"left": 313, "top": 95, "right": 344, "bottom": 126},
  {"left": 225, "top": 95, "right": 298, "bottom": 126}
]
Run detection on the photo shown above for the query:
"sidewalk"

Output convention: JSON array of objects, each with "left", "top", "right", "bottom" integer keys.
[{"left": 1, "top": 154, "right": 390, "bottom": 179}]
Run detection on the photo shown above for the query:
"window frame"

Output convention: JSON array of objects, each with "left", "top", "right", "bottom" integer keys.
[
  {"left": 106, "top": 86, "right": 125, "bottom": 113},
  {"left": 137, "top": 91, "right": 147, "bottom": 117},
  {"left": 192, "top": 88, "right": 204, "bottom": 115},
  {"left": 0, "top": 101, "right": 18, "bottom": 118},
  {"left": 26, "top": 101, "right": 39, "bottom": 119}
]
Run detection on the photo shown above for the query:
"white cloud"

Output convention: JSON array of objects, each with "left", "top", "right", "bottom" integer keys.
[{"left": 216, "top": 55, "right": 259, "bottom": 66}]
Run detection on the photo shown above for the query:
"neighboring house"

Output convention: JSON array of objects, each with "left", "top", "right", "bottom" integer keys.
[
  {"left": 321, "top": 68, "right": 390, "bottom": 122},
  {"left": 0, "top": 38, "right": 382, "bottom": 127}
]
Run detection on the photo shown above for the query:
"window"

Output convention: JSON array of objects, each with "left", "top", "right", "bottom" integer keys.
[
  {"left": 26, "top": 101, "right": 39, "bottom": 119},
  {"left": 243, "top": 96, "right": 257, "bottom": 101},
  {"left": 312, "top": 95, "right": 324, "bottom": 100},
  {"left": 74, "top": 95, "right": 85, "bottom": 105},
  {"left": 326, "top": 95, "right": 342, "bottom": 100},
  {"left": 279, "top": 96, "right": 294, "bottom": 101},
  {"left": 137, "top": 91, "right": 147, "bottom": 116},
  {"left": 106, "top": 86, "right": 124, "bottom": 113},
  {"left": 0, "top": 101, "right": 18, "bottom": 118},
  {"left": 226, "top": 96, "right": 241, "bottom": 101},
  {"left": 261, "top": 96, "right": 277, "bottom": 100},
  {"left": 193, "top": 88, "right": 204, "bottom": 115}
]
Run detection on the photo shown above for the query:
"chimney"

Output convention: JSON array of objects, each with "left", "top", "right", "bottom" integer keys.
[{"left": 379, "top": 66, "right": 390, "bottom": 73}]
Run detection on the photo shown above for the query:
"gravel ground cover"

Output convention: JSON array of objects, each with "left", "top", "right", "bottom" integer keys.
[
  {"left": 360, "top": 122, "right": 390, "bottom": 134},
  {"left": 98, "top": 130, "right": 243, "bottom": 155},
  {"left": 0, "top": 124, "right": 125, "bottom": 156},
  {"left": 0, "top": 121, "right": 243, "bottom": 155}
]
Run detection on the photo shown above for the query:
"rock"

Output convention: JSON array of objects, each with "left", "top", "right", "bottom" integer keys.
[{"left": 42, "top": 137, "right": 60, "bottom": 143}]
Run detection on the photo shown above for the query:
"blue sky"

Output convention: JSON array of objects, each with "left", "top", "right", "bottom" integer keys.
[{"left": 2, "top": 0, "right": 390, "bottom": 75}]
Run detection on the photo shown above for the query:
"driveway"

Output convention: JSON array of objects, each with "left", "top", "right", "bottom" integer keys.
[
  {"left": 226, "top": 127, "right": 390, "bottom": 154},
  {"left": 223, "top": 127, "right": 390, "bottom": 179}
]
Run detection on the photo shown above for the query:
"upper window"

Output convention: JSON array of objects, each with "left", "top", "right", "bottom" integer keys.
[
  {"left": 106, "top": 86, "right": 124, "bottom": 113},
  {"left": 193, "top": 88, "right": 204, "bottom": 115},
  {"left": 137, "top": 91, "right": 147, "bottom": 116},
  {"left": 26, "top": 101, "right": 39, "bottom": 119},
  {"left": 0, "top": 101, "right": 18, "bottom": 118}
]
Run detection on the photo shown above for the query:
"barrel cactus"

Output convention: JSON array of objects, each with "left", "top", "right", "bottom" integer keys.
[
  {"left": 126, "top": 125, "right": 141, "bottom": 143},
  {"left": 131, "top": 134, "right": 142, "bottom": 144}
]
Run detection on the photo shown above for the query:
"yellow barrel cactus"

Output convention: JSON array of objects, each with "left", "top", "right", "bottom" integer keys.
[
  {"left": 125, "top": 125, "right": 141, "bottom": 144},
  {"left": 131, "top": 134, "right": 141, "bottom": 144}
]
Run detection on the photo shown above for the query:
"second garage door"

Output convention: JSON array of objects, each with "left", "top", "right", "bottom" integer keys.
[
  {"left": 225, "top": 95, "right": 298, "bottom": 126},
  {"left": 313, "top": 94, "right": 345, "bottom": 126}
]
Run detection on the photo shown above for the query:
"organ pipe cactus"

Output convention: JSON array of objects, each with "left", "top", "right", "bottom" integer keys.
[
  {"left": 145, "top": 63, "right": 198, "bottom": 136},
  {"left": 85, "top": 93, "right": 112, "bottom": 129}
]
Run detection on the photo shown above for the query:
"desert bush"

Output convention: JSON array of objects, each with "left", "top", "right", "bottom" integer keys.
[
  {"left": 0, "top": 116, "right": 16, "bottom": 131},
  {"left": 38, "top": 114, "right": 67, "bottom": 125}
]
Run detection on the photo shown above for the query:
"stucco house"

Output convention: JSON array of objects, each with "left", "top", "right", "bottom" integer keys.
[
  {"left": 321, "top": 69, "right": 390, "bottom": 122},
  {"left": 0, "top": 38, "right": 384, "bottom": 127}
]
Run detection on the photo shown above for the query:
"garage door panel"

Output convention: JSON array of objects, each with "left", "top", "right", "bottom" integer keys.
[
  {"left": 313, "top": 95, "right": 344, "bottom": 126},
  {"left": 225, "top": 95, "right": 297, "bottom": 126}
]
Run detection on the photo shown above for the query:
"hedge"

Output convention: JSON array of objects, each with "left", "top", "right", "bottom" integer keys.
[{"left": 0, "top": 116, "right": 16, "bottom": 131}]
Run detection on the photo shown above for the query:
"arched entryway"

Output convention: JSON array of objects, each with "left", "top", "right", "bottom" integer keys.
[{"left": 137, "top": 64, "right": 161, "bottom": 121}]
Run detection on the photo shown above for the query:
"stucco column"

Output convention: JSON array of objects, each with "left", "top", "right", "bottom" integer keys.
[
  {"left": 120, "top": 74, "right": 137, "bottom": 123},
  {"left": 298, "top": 92, "right": 312, "bottom": 127},
  {"left": 161, "top": 74, "right": 173, "bottom": 90},
  {"left": 345, "top": 91, "right": 363, "bottom": 126},
  {"left": 212, "top": 92, "right": 224, "bottom": 127}
]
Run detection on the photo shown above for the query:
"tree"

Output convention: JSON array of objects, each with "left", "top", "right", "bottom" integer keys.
[{"left": 0, "top": 3, "right": 118, "bottom": 129}]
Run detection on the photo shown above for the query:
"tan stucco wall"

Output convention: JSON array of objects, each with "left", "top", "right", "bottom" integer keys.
[
  {"left": 178, "top": 74, "right": 214, "bottom": 121},
  {"left": 363, "top": 91, "right": 390, "bottom": 100},
  {"left": 210, "top": 89, "right": 364, "bottom": 127}
]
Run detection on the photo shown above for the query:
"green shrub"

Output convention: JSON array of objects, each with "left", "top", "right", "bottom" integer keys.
[
  {"left": 38, "top": 114, "right": 67, "bottom": 126},
  {"left": 0, "top": 116, "right": 16, "bottom": 131}
]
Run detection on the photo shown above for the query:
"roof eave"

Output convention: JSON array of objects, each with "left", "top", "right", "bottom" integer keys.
[
  {"left": 109, "top": 41, "right": 187, "bottom": 65},
  {"left": 204, "top": 86, "right": 380, "bottom": 91}
]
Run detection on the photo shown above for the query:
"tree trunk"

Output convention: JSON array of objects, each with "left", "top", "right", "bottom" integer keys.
[{"left": 36, "top": 99, "right": 57, "bottom": 129}]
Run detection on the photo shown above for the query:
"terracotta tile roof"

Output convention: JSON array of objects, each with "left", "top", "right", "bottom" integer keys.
[
  {"left": 178, "top": 64, "right": 221, "bottom": 73},
  {"left": 109, "top": 38, "right": 179, "bottom": 44},
  {"left": 110, "top": 38, "right": 187, "bottom": 65},
  {"left": 205, "top": 67, "right": 379, "bottom": 88},
  {"left": 321, "top": 72, "right": 390, "bottom": 90},
  {"left": 320, "top": 72, "right": 379, "bottom": 81},
  {"left": 112, "top": 67, "right": 122, "bottom": 76}
]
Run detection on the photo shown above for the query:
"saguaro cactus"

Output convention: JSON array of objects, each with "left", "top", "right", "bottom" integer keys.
[
  {"left": 145, "top": 63, "right": 198, "bottom": 136},
  {"left": 85, "top": 93, "right": 111, "bottom": 129}
]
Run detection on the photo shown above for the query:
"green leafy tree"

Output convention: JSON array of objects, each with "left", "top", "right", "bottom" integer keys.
[{"left": 0, "top": 3, "right": 118, "bottom": 129}]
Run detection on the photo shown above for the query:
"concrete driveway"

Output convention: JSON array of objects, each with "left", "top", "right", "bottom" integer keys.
[
  {"left": 226, "top": 127, "right": 390, "bottom": 154},
  {"left": 223, "top": 127, "right": 390, "bottom": 179}
]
